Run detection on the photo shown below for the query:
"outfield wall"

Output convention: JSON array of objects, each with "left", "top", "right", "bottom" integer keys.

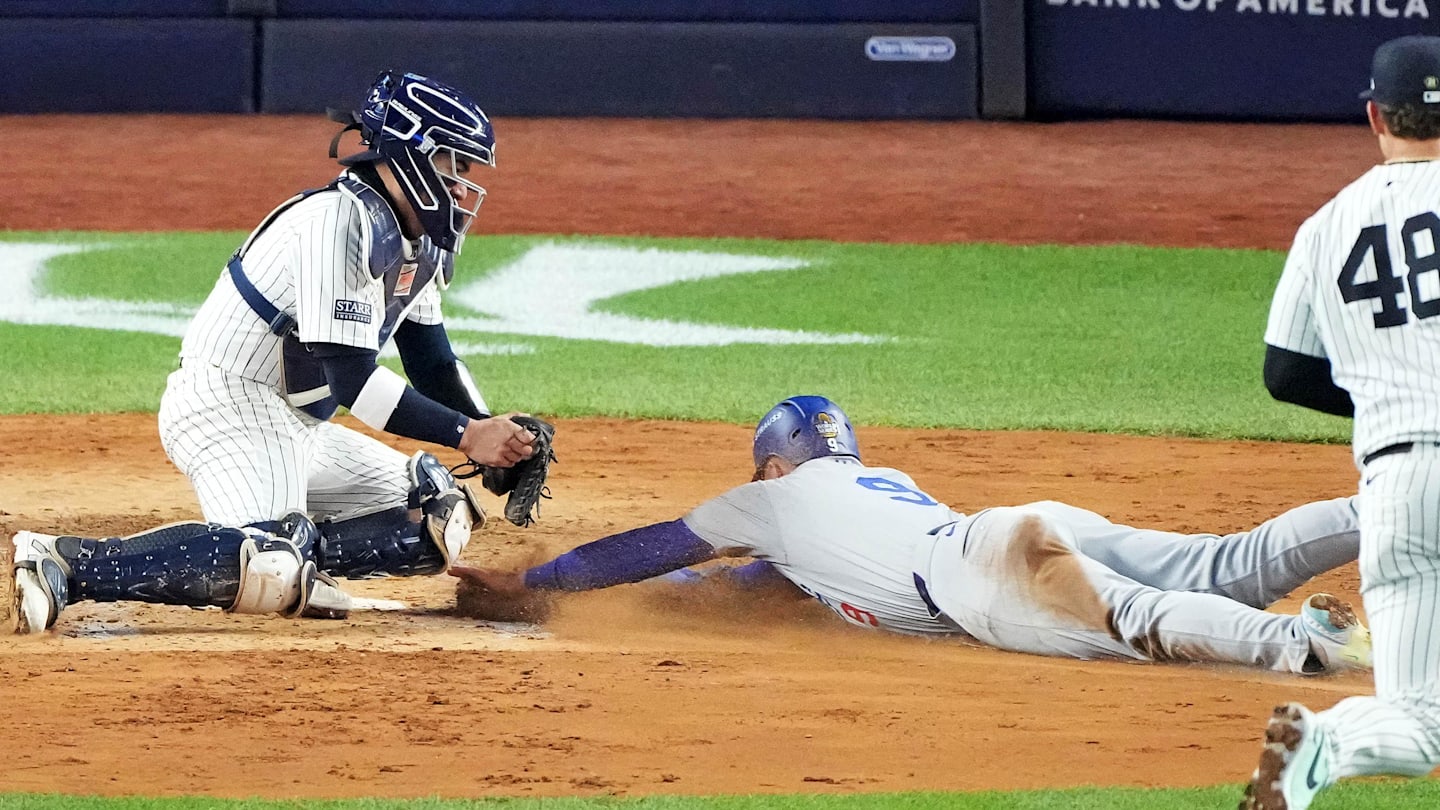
[
  {"left": 0, "top": 1, "right": 1434, "bottom": 120},
  {"left": 1029, "top": 0, "right": 1439, "bottom": 122}
]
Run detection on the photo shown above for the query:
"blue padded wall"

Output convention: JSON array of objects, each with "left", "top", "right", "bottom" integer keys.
[
  {"left": 0, "top": 18, "right": 254, "bottom": 112},
  {"left": 1029, "top": 1, "right": 1438, "bottom": 122},
  {"left": 0, "top": 2, "right": 226, "bottom": 16},
  {"left": 273, "top": 1, "right": 979, "bottom": 22},
  {"left": 262, "top": 20, "right": 977, "bottom": 118}
]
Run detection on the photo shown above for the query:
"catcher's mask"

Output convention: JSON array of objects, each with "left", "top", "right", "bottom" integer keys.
[
  {"left": 329, "top": 70, "right": 495, "bottom": 254},
  {"left": 752, "top": 395, "right": 860, "bottom": 471}
]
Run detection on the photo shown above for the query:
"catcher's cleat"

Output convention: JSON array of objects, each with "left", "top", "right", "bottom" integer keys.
[
  {"left": 1299, "top": 592, "right": 1372, "bottom": 673},
  {"left": 1239, "top": 702, "right": 1330, "bottom": 810},
  {"left": 11, "top": 532, "right": 71, "bottom": 635}
]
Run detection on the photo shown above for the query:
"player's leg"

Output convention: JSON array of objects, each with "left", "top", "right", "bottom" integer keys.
[
  {"left": 1306, "top": 451, "right": 1440, "bottom": 781},
  {"left": 11, "top": 513, "right": 350, "bottom": 634},
  {"left": 921, "top": 506, "right": 1367, "bottom": 672},
  {"left": 1049, "top": 497, "right": 1359, "bottom": 607},
  {"left": 303, "top": 421, "right": 483, "bottom": 578},
  {"left": 159, "top": 365, "right": 313, "bottom": 525}
]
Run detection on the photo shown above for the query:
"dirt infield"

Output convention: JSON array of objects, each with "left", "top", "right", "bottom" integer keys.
[{"left": 0, "top": 115, "right": 1380, "bottom": 799}]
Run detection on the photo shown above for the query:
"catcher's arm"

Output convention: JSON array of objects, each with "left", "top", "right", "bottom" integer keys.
[
  {"left": 390, "top": 321, "right": 538, "bottom": 467},
  {"left": 308, "top": 333, "right": 530, "bottom": 467},
  {"left": 393, "top": 320, "right": 490, "bottom": 418}
]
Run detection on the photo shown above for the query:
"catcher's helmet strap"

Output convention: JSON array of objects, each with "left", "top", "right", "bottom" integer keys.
[{"left": 326, "top": 108, "right": 368, "bottom": 160}]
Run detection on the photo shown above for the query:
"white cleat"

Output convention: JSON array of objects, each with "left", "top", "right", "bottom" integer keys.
[
  {"left": 1239, "top": 702, "right": 1331, "bottom": 810},
  {"left": 1299, "top": 592, "right": 1372, "bottom": 673},
  {"left": 11, "top": 531, "right": 70, "bottom": 635}
]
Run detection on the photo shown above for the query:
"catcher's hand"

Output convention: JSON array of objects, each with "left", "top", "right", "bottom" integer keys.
[
  {"left": 450, "top": 565, "right": 553, "bottom": 623},
  {"left": 453, "top": 415, "right": 556, "bottom": 527}
]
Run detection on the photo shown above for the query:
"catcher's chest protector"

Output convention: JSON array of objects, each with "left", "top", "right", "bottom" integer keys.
[{"left": 258, "top": 176, "right": 455, "bottom": 421}]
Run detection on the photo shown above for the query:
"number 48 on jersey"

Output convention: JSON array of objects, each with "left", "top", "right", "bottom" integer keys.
[{"left": 1339, "top": 212, "right": 1440, "bottom": 328}]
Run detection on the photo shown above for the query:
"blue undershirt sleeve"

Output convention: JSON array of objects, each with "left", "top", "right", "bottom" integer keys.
[
  {"left": 312, "top": 342, "right": 470, "bottom": 448},
  {"left": 1263, "top": 343, "right": 1354, "bottom": 417},
  {"left": 393, "top": 320, "right": 489, "bottom": 419}
]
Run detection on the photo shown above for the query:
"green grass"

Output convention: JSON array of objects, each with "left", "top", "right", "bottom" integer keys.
[
  {"left": 0, "top": 231, "right": 1350, "bottom": 441},
  {"left": 2, "top": 779, "right": 1438, "bottom": 810}
]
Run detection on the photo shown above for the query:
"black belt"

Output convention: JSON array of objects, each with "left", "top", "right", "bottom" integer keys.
[{"left": 1362, "top": 442, "right": 1433, "bottom": 466}]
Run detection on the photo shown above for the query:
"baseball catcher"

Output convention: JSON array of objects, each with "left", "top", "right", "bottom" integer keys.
[{"left": 10, "top": 70, "right": 555, "bottom": 636}]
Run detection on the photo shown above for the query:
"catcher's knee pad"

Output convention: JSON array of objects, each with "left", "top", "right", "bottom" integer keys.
[
  {"left": 407, "top": 451, "right": 485, "bottom": 567},
  {"left": 231, "top": 513, "right": 350, "bottom": 619}
]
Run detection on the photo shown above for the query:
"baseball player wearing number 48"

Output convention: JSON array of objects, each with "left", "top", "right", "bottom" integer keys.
[
  {"left": 1240, "top": 35, "right": 1440, "bottom": 810},
  {"left": 10, "top": 70, "right": 553, "bottom": 634},
  {"left": 453, "top": 395, "right": 1371, "bottom": 676}
]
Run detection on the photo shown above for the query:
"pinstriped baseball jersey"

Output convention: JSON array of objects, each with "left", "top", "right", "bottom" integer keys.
[
  {"left": 181, "top": 171, "right": 448, "bottom": 393},
  {"left": 1264, "top": 161, "right": 1440, "bottom": 463},
  {"left": 682, "top": 458, "right": 1360, "bottom": 671},
  {"left": 161, "top": 170, "right": 452, "bottom": 526}
]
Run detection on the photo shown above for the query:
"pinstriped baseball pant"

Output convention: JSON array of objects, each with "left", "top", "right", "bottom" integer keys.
[
  {"left": 159, "top": 362, "right": 411, "bottom": 527},
  {"left": 1320, "top": 443, "right": 1440, "bottom": 779}
]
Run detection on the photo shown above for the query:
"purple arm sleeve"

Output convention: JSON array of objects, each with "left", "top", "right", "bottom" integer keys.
[{"left": 523, "top": 520, "right": 718, "bottom": 591}]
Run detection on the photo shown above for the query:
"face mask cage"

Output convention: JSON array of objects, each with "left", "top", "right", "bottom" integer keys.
[{"left": 430, "top": 144, "right": 490, "bottom": 254}]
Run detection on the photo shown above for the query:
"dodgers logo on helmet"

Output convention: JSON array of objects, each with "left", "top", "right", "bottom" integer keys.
[{"left": 752, "top": 395, "right": 860, "bottom": 469}]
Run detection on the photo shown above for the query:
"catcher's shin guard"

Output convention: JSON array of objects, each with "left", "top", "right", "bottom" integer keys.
[
  {"left": 54, "top": 522, "right": 248, "bottom": 607},
  {"left": 316, "top": 507, "right": 448, "bottom": 578},
  {"left": 314, "top": 453, "right": 483, "bottom": 579},
  {"left": 408, "top": 451, "right": 484, "bottom": 565},
  {"left": 23, "top": 515, "right": 349, "bottom": 620}
]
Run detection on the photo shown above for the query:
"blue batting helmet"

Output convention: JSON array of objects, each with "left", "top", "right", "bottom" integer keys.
[
  {"left": 331, "top": 71, "right": 495, "bottom": 253},
  {"left": 752, "top": 396, "right": 860, "bottom": 469}
]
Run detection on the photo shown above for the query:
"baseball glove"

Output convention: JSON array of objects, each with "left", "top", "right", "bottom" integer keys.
[{"left": 452, "top": 415, "right": 556, "bottom": 527}]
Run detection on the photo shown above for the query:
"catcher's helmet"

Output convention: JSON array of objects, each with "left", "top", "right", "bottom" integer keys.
[
  {"left": 330, "top": 70, "right": 495, "bottom": 253},
  {"left": 752, "top": 395, "right": 860, "bottom": 469}
]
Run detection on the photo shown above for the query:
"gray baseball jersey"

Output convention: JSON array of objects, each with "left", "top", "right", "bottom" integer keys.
[
  {"left": 684, "top": 457, "right": 1359, "bottom": 672},
  {"left": 1265, "top": 160, "right": 1440, "bottom": 778},
  {"left": 159, "top": 171, "right": 448, "bottom": 526}
]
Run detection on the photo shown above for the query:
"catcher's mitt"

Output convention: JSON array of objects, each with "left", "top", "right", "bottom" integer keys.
[{"left": 453, "top": 415, "right": 556, "bottom": 527}]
